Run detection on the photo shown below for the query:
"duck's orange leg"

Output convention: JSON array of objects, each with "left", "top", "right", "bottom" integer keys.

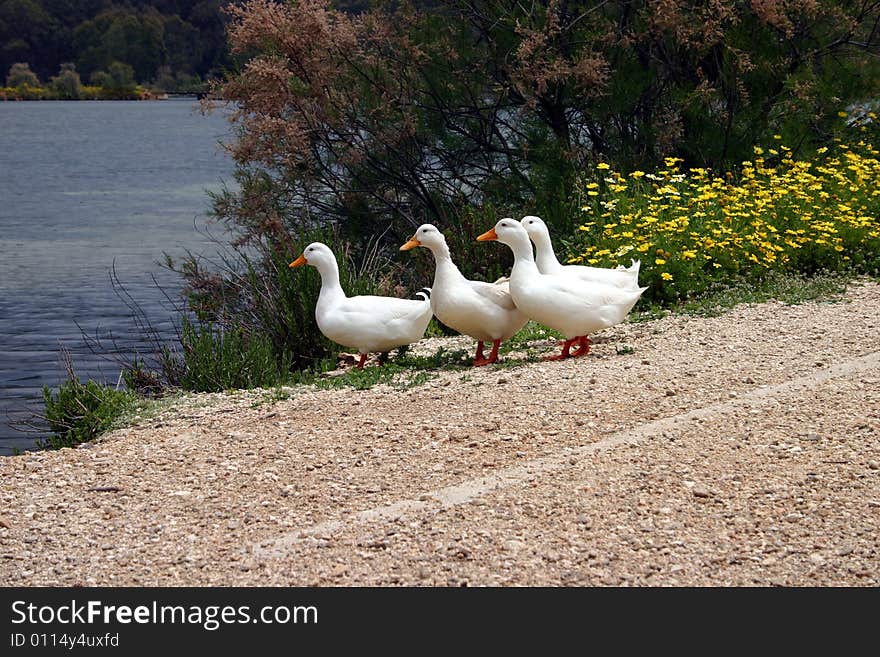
[
  {"left": 571, "top": 336, "right": 591, "bottom": 357},
  {"left": 474, "top": 339, "right": 501, "bottom": 366},
  {"left": 545, "top": 338, "right": 578, "bottom": 361},
  {"left": 472, "top": 340, "right": 486, "bottom": 365},
  {"left": 356, "top": 353, "right": 369, "bottom": 369}
]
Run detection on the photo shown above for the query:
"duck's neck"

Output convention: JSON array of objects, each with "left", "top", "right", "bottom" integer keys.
[
  {"left": 314, "top": 259, "right": 346, "bottom": 304},
  {"left": 508, "top": 238, "right": 541, "bottom": 277},
  {"left": 533, "top": 231, "right": 563, "bottom": 273},
  {"left": 427, "top": 242, "right": 466, "bottom": 286}
]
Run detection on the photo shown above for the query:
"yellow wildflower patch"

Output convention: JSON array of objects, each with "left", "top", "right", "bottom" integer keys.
[{"left": 571, "top": 139, "right": 880, "bottom": 303}]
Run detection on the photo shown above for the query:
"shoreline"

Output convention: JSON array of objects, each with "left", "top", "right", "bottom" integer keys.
[{"left": 0, "top": 89, "right": 205, "bottom": 102}]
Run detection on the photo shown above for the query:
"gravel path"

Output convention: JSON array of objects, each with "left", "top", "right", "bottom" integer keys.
[{"left": 1, "top": 282, "right": 878, "bottom": 586}]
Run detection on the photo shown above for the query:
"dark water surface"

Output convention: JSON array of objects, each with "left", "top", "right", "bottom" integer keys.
[{"left": 0, "top": 99, "right": 234, "bottom": 454}]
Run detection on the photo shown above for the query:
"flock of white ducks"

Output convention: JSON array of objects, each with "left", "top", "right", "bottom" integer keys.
[{"left": 290, "top": 216, "right": 646, "bottom": 368}]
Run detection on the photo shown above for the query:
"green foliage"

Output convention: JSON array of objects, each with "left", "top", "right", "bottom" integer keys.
[
  {"left": 41, "top": 377, "right": 135, "bottom": 450},
  {"left": 6, "top": 61, "right": 39, "bottom": 87},
  {"left": 151, "top": 66, "right": 204, "bottom": 94},
  {"left": 171, "top": 318, "right": 294, "bottom": 393},
  {"left": 0, "top": 1, "right": 230, "bottom": 86},
  {"left": 48, "top": 62, "right": 82, "bottom": 99}
]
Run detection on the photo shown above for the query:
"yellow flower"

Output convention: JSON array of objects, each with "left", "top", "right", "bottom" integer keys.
[
  {"left": 681, "top": 250, "right": 697, "bottom": 260},
  {"left": 655, "top": 258, "right": 666, "bottom": 265},
  {"left": 597, "top": 162, "right": 610, "bottom": 170},
  {"left": 630, "top": 170, "right": 646, "bottom": 178},
  {"left": 773, "top": 134, "right": 782, "bottom": 140},
  {"left": 661, "top": 272, "right": 673, "bottom": 281},
  {"left": 837, "top": 111, "right": 848, "bottom": 118}
]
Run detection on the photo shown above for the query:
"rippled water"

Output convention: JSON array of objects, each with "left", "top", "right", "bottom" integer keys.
[{"left": 0, "top": 99, "right": 234, "bottom": 454}]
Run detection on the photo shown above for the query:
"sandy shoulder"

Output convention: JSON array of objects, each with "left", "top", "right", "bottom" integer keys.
[{"left": 1, "top": 282, "right": 878, "bottom": 586}]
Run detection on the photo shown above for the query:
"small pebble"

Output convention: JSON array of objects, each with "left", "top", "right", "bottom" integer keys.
[{"left": 691, "top": 484, "right": 711, "bottom": 498}]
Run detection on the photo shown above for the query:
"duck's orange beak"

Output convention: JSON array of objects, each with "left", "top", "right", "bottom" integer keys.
[
  {"left": 289, "top": 254, "right": 307, "bottom": 268},
  {"left": 476, "top": 227, "right": 498, "bottom": 242},
  {"left": 399, "top": 237, "right": 421, "bottom": 251}
]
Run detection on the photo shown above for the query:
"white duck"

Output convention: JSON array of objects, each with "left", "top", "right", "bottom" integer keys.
[
  {"left": 290, "top": 242, "right": 433, "bottom": 369},
  {"left": 520, "top": 215, "right": 641, "bottom": 289},
  {"left": 400, "top": 224, "right": 528, "bottom": 366},
  {"left": 477, "top": 220, "right": 646, "bottom": 360}
]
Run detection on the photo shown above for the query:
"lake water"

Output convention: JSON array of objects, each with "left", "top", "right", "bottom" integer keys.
[{"left": 0, "top": 99, "right": 234, "bottom": 454}]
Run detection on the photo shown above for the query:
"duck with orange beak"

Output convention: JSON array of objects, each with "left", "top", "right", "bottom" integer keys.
[
  {"left": 520, "top": 215, "right": 641, "bottom": 289},
  {"left": 400, "top": 224, "right": 527, "bottom": 366},
  {"left": 477, "top": 220, "right": 646, "bottom": 361},
  {"left": 289, "top": 242, "right": 433, "bottom": 369}
]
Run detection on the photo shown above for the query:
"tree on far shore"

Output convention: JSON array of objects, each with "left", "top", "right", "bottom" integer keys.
[
  {"left": 89, "top": 61, "right": 137, "bottom": 97},
  {"left": 48, "top": 62, "right": 82, "bottom": 99},
  {"left": 5, "top": 62, "right": 40, "bottom": 88}
]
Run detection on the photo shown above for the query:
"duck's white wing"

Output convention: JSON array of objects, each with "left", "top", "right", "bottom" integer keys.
[
  {"left": 344, "top": 295, "right": 423, "bottom": 317},
  {"left": 538, "top": 275, "right": 635, "bottom": 309},
  {"left": 321, "top": 294, "right": 431, "bottom": 352},
  {"left": 562, "top": 264, "right": 639, "bottom": 289},
  {"left": 468, "top": 279, "right": 518, "bottom": 311}
]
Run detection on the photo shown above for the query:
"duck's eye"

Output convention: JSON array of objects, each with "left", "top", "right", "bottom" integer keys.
[
  {"left": 421, "top": 228, "right": 428, "bottom": 233},
  {"left": 308, "top": 247, "right": 314, "bottom": 252}
]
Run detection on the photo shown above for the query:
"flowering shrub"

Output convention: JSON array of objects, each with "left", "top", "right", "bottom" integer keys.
[{"left": 570, "top": 132, "right": 880, "bottom": 303}]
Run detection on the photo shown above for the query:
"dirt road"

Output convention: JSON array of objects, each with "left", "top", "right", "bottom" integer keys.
[{"left": 2, "top": 282, "right": 878, "bottom": 586}]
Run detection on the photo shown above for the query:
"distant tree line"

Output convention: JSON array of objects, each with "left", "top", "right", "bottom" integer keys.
[
  {"left": 3, "top": 59, "right": 145, "bottom": 99},
  {"left": 0, "top": 0, "right": 233, "bottom": 91}
]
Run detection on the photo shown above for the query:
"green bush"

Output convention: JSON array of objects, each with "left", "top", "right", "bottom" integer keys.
[
  {"left": 48, "top": 63, "right": 82, "bottom": 99},
  {"left": 171, "top": 318, "right": 294, "bottom": 393},
  {"left": 42, "top": 377, "right": 135, "bottom": 450},
  {"left": 6, "top": 62, "right": 39, "bottom": 87}
]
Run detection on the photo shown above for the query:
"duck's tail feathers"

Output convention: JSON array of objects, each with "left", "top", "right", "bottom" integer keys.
[{"left": 627, "top": 259, "right": 641, "bottom": 275}]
